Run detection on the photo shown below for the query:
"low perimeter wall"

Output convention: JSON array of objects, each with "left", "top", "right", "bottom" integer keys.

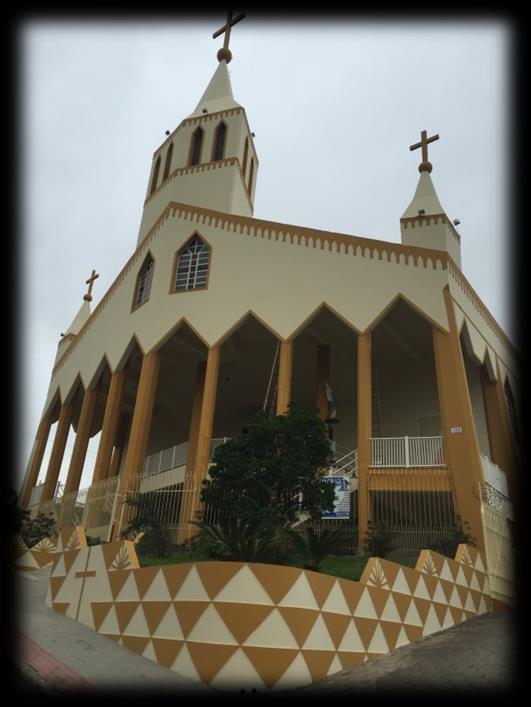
[{"left": 40, "top": 526, "right": 497, "bottom": 691}]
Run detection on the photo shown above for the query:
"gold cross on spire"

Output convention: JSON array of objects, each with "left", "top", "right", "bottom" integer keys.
[
  {"left": 213, "top": 10, "right": 246, "bottom": 64},
  {"left": 409, "top": 129, "right": 440, "bottom": 173},
  {"left": 83, "top": 269, "right": 99, "bottom": 302}
]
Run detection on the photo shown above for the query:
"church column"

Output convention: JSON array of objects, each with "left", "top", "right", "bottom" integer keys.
[
  {"left": 432, "top": 286, "right": 485, "bottom": 550},
  {"left": 177, "top": 349, "right": 220, "bottom": 544},
  {"left": 276, "top": 340, "right": 293, "bottom": 415},
  {"left": 357, "top": 332, "right": 372, "bottom": 550},
  {"left": 480, "top": 364, "right": 518, "bottom": 501},
  {"left": 39, "top": 401, "right": 74, "bottom": 506},
  {"left": 115, "top": 351, "right": 160, "bottom": 536},
  {"left": 91, "top": 371, "right": 126, "bottom": 484},
  {"left": 19, "top": 413, "right": 53, "bottom": 508},
  {"left": 63, "top": 386, "right": 98, "bottom": 494},
  {"left": 315, "top": 345, "right": 330, "bottom": 421}
]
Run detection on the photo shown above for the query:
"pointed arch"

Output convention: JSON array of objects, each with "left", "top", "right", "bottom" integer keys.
[
  {"left": 162, "top": 141, "right": 174, "bottom": 181},
  {"left": 212, "top": 121, "right": 227, "bottom": 161},
  {"left": 171, "top": 233, "right": 211, "bottom": 293},
  {"left": 149, "top": 155, "right": 161, "bottom": 196},
  {"left": 132, "top": 252, "right": 155, "bottom": 310},
  {"left": 503, "top": 378, "right": 520, "bottom": 444},
  {"left": 189, "top": 126, "right": 204, "bottom": 166}
]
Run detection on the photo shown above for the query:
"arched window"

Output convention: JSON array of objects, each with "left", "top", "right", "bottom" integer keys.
[
  {"left": 504, "top": 379, "right": 519, "bottom": 444},
  {"left": 189, "top": 127, "right": 204, "bottom": 166},
  {"left": 133, "top": 254, "right": 155, "bottom": 309},
  {"left": 149, "top": 156, "right": 161, "bottom": 195},
  {"left": 173, "top": 235, "right": 210, "bottom": 292},
  {"left": 212, "top": 122, "right": 227, "bottom": 161},
  {"left": 162, "top": 142, "right": 173, "bottom": 181},
  {"left": 242, "top": 137, "right": 249, "bottom": 178},
  {"left": 248, "top": 157, "right": 254, "bottom": 196}
]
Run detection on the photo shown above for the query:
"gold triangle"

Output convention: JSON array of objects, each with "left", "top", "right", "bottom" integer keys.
[
  {"left": 378, "top": 620, "right": 403, "bottom": 651},
  {"left": 101, "top": 541, "right": 123, "bottom": 568},
  {"left": 143, "top": 601, "right": 172, "bottom": 635},
  {"left": 414, "top": 597, "right": 431, "bottom": 623},
  {"left": 439, "top": 578, "right": 454, "bottom": 603},
  {"left": 321, "top": 612, "right": 351, "bottom": 649},
  {"left": 63, "top": 549, "right": 81, "bottom": 574},
  {"left": 337, "top": 651, "right": 365, "bottom": 669},
  {"left": 277, "top": 607, "right": 320, "bottom": 648},
  {"left": 161, "top": 564, "right": 193, "bottom": 599},
  {"left": 301, "top": 649, "right": 336, "bottom": 682},
  {"left": 422, "top": 573, "right": 438, "bottom": 599},
  {"left": 114, "top": 601, "right": 141, "bottom": 634},
  {"left": 49, "top": 575, "right": 66, "bottom": 600},
  {"left": 403, "top": 624, "right": 422, "bottom": 643},
  {"left": 187, "top": 641, "right": 239, "bottom": 684},
  {"left": 133, "top": 566, "right": 160, "bottom": 599},
  {"left": 215, "top": 602, "right": 275, "bottom": 645},
  {"left": 103, "top": 634, "right": 121, "bottom": 643},
  {"left": 173, "top": 601, "right": 209, "bottom": 638},
  {"left": 196, "top": 562, "right": 244, "bottom": 600},
  {"left": 242, "top": 646, "right": 299, "bottom": 689},
  {"left": 121, "top": 635, "right": 150, "bottom": 656},
  {"left": 391, "top": 592, "right": 412, "bottom": 621},
  {"left": 306, "top": 572, "right": 336, "bottom": 609},
  {"left": 152, "top": 638, "right": 185, "bottom": 669},
  {"left": 432, "top": 601, "right": 448, "bottom": 625},
  {"left": 353, "top": 617, "right": 378, "bottom": 651},
  {"left": 249, "top": 564, "right": 302, "bottom": 605},
  {"left": 108, "top": 570, "right": 132, "bottom": 600},
  {"left": 366, "top": 586, "right": 389, "bottom": 617},
  {"left": 338, "top": 580, "right": 365, "bottom": 614},
  {"left": 91, "top": 602, "right": 114, "bottom": 631},
  {"left": 378, "top": 559, "right": 401, "bottom": 586},
  {"left": 52, "top": 602, "right": 70, "bottom": 615}
]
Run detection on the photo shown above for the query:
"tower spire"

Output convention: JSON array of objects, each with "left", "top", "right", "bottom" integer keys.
[
  {"left": 212, "top": 10, "right": 246, "bottom": 64},
  {"left": 409, "top": 129, "right": 439, "bottom": 173}
]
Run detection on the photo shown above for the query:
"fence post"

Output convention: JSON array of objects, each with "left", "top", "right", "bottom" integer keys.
[{"left": 404, "top": 436, "right": 410, "bottom": 468}]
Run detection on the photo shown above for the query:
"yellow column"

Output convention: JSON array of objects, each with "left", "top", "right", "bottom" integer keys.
[
  {"left": 91, "top": 371, "right": 126, "bottom": 484},
  {"left": 63, "top": 386, "right": 98, "bottom": 494},
  {"left": 115, "top": 351, "right": 160, "bottom": 535},
  {"left": 432, "top": 286, "right": 485, "bottom": 551},
  {"left": 177, "top": 349, "right": 220, "bottom": 544},
  {"left": 40, "top": 401, "right": 74, "bottom": 505},
  {"left": 480, "top": 364, "right": 518, "bottom": 501},
  {"left": 19, "top": 414, "right": 53, "bottom": 508},
  {"left": 276, "top": 341, "right": 293, "bottom": 415},
  {"left": 315, "top": 345, "right": 330, "bottom": 421},
  {"left": 357, "top": 333, "right": 372, "bottom": 550}
]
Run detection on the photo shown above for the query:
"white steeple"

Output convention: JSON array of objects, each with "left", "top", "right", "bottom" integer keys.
[
  {"left": 54, "top": 301, "right": 91, "bottom": 365},
  {"left": 188, "top": 61, "right": 241, "bottom": 119},
  {"left": 401, "top": 171, "right": 445, "bottom": 219}
]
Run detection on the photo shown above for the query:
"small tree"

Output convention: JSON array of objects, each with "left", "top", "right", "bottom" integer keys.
[
  {"left": 363, "top": 524, "right": 396, "bottom": 558},
  {"left": 120, "top": 491, "right": 172, "bottom": 557},
  {"left": 278, "top": 526, "right": 348, "bottom": 572},
  {"left": 20, "top": 512, "right": 57, "bottom": 548},
  {"left": 426, "top": 518, "right": 476, "bottom": 558}
]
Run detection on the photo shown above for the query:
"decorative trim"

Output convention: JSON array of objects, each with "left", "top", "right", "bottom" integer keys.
[{"left": 400, "top": 213, "right": 461, "bottom": 243}]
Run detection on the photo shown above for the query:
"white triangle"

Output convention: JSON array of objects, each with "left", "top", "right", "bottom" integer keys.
[
  {"left": 215, "top": 565, "right": 273, "bottom": 605},
  {"left": 302, "top": 613, "right": 336, "bottom": 651},
  {"left": 143, "top": 569, "right": 173, "bottom": 602},
  {"left": 391, "top": 568, "right": 412, "bottom": 596},
  {"left": 272, "top": 652, "right": 312, "bottom": 691},
  {"left": 174, "top": 566, "right": 213, "bottom": 602},
  {"left": 439, "top": 559, "right": 455, "bottom": 582},
  {"left": 187, "top": 604, "right": 238, "bottom": 645},
  {"left": 413, "top": 574, "right": 431, "bottom": 600},
  {"left": 432, "top": 581, "right": 447, "bottom": 605},
  {"left": 321, "top": 581, "right": 350, "bottom": 615},
  {"left": 422, "top": 604, "right": 441, "bottom": 637},
  {"left": 469, "top": 572, "right": 481, "bottom": 592},
  {"left": 477, "top": 596, "right": 488, "bottom": 615},
  {"left": 442, "top": 606, "right": 455, "bottom": 628},
  {"left": 99, "top": 606, "right": 120, "bottom": 635},
  {"left": 172, "top": 644, "right": 201, "bottom": 681},
  {"left": 448, "top": 586, "right": 463, "bottom": 609},
  {"left": 278, "top": 572, "right": 319, "bottom": 610},
  {"left": 380, "top": 594, "right": 402, "bottom": 623},
  {"left": 115, "top": 572, "right": 140, "bottom": 601},
  {"left": 337, "top": 619, "right": 365, "bottom": 652},
  {"left": 142, "top": 639, "right": 157, "bottom": 662},
  {"left": 367, "top": 623, "right": 389, "bottom": 654},
  {"left": 123, "top": 604, "right": 150, "bottom": 636},
  {"left": 152, "top": 604, "right": 184, "bottom": 640},
  {"left": 355, "top": 587, "right": 378, "bottom": 619},
  {"left": 403, "top": 599, "right": 423, "bottom": 627},
  {"left": 211, "top": 648, "right": 267, "bottom": 691},
  {"left": 455, "top": 565, "right": 468, "bottom": 587},
  {"left": 474, "top": 553, "right": 486, "bottom": 573},
  {"left": 479, "top": 574, "right": 491, "bottom": 595},
  {"left": 395, "top": 625, "right": 409, "bottom": 648},
  {"left": 327, "top": 654, "right": 343, "bottom": 678},
  {"left": 15, "top": 551, "right": 39, "bottom": 569},
  {"left": 51, "top": 553, "right": 66, "bottom": 577},
  {"left": 464, "top": 591, "right": 477, "bottom": 613},
  {"left": 243, "top": 608, "right": 299, "bottom": 649}
]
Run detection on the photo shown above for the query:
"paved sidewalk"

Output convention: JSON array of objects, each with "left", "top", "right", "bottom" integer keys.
[{"left": 11, "top": 566, "right": 216, "bottom": 696}]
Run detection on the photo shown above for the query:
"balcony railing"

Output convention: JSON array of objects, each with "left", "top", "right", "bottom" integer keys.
[
  {"left": 142, "top": 437, "right": 231, "bottom": 477},
  {"left": 371, "top": 436, "right": 445, "bottom": 468},
  {"left": 480, "top": 454, "right": 509, "bottom": 498}
]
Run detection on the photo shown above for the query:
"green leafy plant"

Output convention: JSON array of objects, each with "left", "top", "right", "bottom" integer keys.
[
  {"left": 278, "top": 526, "right": 348, "bottom": 572},
  {"left": 363, "top": 524, "right": 396, "bottom": 558},
  {"left": 120, "top": 491, "right": 173, "bottom": 557},
  {"left": 426, "top": 518, "right": 476, "bottom": 558}
]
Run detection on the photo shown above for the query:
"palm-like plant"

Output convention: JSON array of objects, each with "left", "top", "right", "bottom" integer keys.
[
  {"left": 194, "top": 519, "right": 280, "bottom": 563},
  {"left": 279, "top": 526, "right": 347, "bottom": 572}
]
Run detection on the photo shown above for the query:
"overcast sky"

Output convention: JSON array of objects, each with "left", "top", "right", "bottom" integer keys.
[{"left": 18, "top": 16, "right": 511, "bottom": 492}]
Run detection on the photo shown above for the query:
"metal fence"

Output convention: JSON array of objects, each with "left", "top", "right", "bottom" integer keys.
[{"left": 371, "top": 436, "right": 445, "bottom": 467}]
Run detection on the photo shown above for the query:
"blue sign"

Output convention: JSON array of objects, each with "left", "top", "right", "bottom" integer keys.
[{"left": 321, "top": 476, "right": 350, "bottom": 519}]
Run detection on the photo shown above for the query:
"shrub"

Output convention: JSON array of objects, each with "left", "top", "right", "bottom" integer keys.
[
  {"left": 20, "top": 512, "right": 56, "bottom": 549},
  {"left": 363, "top": 524, "right": 396, "bottom": 558},
  {"left": 426, "top": 519, "right": 476, "bottom": 558}
]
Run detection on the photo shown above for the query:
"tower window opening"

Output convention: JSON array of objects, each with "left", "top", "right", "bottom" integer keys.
[
  {"left": 213, "top": 122, "right": 227, "bottom": 161},
  {"left": 174, "top": 235, "right": 210, "bottom": 292},
  {"left": 189, "top": 127, "right": 204, "bottom": 166},
  {"left": 242, "top": 137, "right": 249, "bottom": 177},
  {"left": 248, "top": 157, "right": 254, "bottom": 196},
  {"left": 133, "top": 254, "right": 155, "bottom": 309},
  {"left": 149, "top": 156, "right": 161, "bottom": 195},
  {"left": 162, "top": 142, "right": 174, "bottom": 181},
  {"left": 504, "top": 379, "right": 520, "bottom": 444}
]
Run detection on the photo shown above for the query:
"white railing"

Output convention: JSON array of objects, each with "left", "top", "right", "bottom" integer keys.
[
  {"left": 371, "top": 436, "right": 445, "bottom": 468},
  {"left": 29, "top": 482, "right": 44, "bottom": 507},
  {"left": 142, "top": 437, "right": 231, "bottom": 477},
  {"left": 480, "top": 454, "right": 509, "bottom": 498},
  {"left": 330, "top": 449, "right": 358, "bottom": 479}
]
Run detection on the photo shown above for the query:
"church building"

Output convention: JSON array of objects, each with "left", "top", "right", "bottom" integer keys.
[{"left": 20, "top": 16, "right": 519, "bottom": 603}]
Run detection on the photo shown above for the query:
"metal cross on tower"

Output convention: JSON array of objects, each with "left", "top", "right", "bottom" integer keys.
[
  {"left": 83, "top": 269, "right": 99, "bottom": 302},
  {"left": 409, "top": 129, "right": 440, "bottom": 173},
  {"left": 213, "top": 9, "right": 246, "bottom": 64}
]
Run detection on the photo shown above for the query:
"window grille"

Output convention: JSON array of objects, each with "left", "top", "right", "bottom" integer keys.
[
  {"left": 134, "top": 255, "right": 154, "bottom": 307},
  {"left": 175, "top": 236, "right": 210, "bottom": 291}
]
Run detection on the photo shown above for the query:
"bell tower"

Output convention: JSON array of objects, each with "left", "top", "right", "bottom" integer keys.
[{"left": 136, "top": 12, "right": 258, "bottom": 247}]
